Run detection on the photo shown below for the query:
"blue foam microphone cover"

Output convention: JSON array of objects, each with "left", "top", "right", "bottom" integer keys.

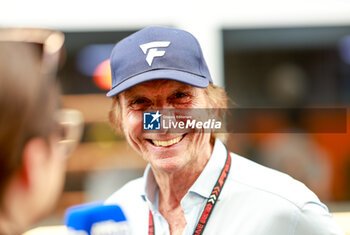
[{"left": 64, "top": 201, "right": 130, "bottom": 235}]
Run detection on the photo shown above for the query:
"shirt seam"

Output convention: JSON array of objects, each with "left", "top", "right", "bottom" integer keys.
[{"left": 288, "top": 208, "right": 301, "bottom": 235}]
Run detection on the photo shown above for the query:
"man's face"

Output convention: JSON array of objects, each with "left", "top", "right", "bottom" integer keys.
[{"left": 118, "top": 80, "right": 212, "bottom": 173}]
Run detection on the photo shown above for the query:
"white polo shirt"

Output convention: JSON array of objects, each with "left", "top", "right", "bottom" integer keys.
[{"left": 105, "top": 139, "right": 344, "bottom": 235}]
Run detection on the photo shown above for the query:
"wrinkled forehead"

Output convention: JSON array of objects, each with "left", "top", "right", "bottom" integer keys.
[{"left": 122, "top": 79, "right": 200, "bottom": 98}]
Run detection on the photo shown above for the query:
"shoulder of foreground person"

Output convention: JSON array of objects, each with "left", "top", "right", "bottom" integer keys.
[{"left": 226, "top": 152, "right": 345, "bottom": 234}]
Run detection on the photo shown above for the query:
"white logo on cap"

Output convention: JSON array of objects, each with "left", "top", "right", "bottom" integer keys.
[{"left": 139, "top": 41, "right": 171, "bottom": 66}]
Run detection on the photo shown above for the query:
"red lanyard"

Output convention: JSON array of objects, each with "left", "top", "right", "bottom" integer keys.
[{"left": 148, "top": 150, "right": 231, "bottom": 235}]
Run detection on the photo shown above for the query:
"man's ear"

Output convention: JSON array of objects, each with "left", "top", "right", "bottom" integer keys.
[
  {"left": 19, "top": 138, "right": 49, "bottom": 188},
  {"left": 109, "top": 96, "right": 123, "bottom": 133}
]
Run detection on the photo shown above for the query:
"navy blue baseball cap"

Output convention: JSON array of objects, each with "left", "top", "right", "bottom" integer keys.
[{"left": 106, "top": 26, "right": 213, "bottom": 97}]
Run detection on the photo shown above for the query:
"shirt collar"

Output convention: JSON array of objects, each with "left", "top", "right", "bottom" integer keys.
[
  {"left": 188, "top": 138, "right": 228, "bottom": 199},
  {"left": 142, "top": 164, "right": 158, "bottom": 205},
  {"left": 141, "top": 138, "right": 229, "bottom": 205}
]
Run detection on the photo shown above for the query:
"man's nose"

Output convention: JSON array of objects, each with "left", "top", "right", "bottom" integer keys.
[{"left": 153, "top": 100, "right": 173, "bottom": 109}]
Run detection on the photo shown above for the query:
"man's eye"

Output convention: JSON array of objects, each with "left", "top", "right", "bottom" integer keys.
[
  {"left": 129, "top": 98, "right": 152, "bottom": 110},
  {"left": 168, "top": 92, "right": 192, "bottom": 106},
  {"left": 173, "top": 92, "right": 188, "bottom": 99},
  {"left": 134, "top": 98, "right": 147, "bottom": 104}
]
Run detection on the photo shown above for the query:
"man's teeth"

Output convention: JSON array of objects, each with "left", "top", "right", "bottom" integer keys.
[{"left": 151, "top": 136, "right": 183, "bottom": 147}]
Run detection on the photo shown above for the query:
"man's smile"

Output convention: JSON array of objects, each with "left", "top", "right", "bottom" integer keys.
[{"left": 147, "top": 134, "right": 186, "bottom": 147}]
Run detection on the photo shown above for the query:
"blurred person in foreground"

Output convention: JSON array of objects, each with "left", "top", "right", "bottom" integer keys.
[
  {"left": 105, "top": 26, "right": 344, "bottom": 235},
  {"left": 0, "top": 29, "right": 82, "bottom": 235}
]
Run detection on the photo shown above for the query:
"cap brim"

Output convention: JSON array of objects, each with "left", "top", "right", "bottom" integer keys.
[{"left": 106, "top": 69, "right": 210, "bottom": 97}]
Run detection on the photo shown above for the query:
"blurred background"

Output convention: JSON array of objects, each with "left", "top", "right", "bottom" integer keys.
[{"left": 1, "top": 0, "right": 350, "bottom": 227}]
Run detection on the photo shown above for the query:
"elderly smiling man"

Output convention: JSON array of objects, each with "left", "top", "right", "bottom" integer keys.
[{"left": 105, "top": 26, "right": 343, "bottom": 235}]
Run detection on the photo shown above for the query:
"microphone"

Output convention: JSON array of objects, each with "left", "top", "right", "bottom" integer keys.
[{"left": 64, "top": 201, "right": 130, "bottom": 235}]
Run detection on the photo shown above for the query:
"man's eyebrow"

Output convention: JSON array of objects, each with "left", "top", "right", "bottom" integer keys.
[
  {"left": 126, "top": 94, "right": 147, "bottom": 101},
  {"left": 123, "top": 89, "right": 142, "bottom": 99},
  {"left": 171, "top": 86, "right": 194, "bottom": 94}
]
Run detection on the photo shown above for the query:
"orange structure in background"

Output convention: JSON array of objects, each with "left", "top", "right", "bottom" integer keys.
[
  {"left": 311, "top": 109, "right": 350, "bottom": 201},
  {"left": 93, "top": 59, "right": 112, "bottom": 91}
]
